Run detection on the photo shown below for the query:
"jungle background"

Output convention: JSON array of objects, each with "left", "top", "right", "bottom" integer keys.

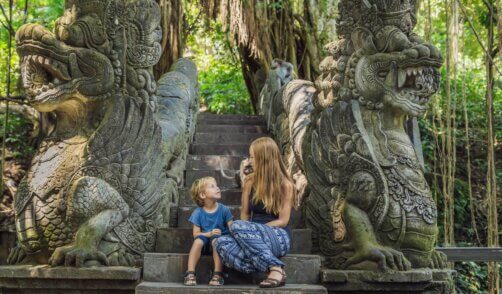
[{"left": 0, "top": 0, "right": 500, "bottom": 292}]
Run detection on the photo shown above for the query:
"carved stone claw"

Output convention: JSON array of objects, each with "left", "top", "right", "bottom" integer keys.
[
  {"left": 108, "top": 248, "right": 137, "bottom": 266},
  {"left": 341, "top": 244, "right": 412, "bottom": 271},
  {"left": 7, "top": 245, "right": 27, "bottom": 265},
  {"left": 430, "top": 250, "right": 447, "bottom": 269},
  {"left": 49, "top": 244, "right": 109, "bottom": 267}
]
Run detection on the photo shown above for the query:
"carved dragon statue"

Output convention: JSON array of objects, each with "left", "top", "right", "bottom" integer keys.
[
  {"left": 8, "top": 0, "right": 198, "bottom": 266},
  {"left": 259, "top": 0, "right": 447, "bottom": 270}
]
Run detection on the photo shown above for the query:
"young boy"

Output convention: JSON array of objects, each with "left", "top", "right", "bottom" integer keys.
[{"left": 184, "top": 177, "right": 233, "bottom": 286}]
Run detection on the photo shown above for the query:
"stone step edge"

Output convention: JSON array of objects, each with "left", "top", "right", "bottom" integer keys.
[
  {"left": 198, "top": 113, "right": 263, "bottom": 118},
  {"left": 187, "top": 155, "right": 246, "bottom": 159},
  {"left": 197, "top": 119, "right": 266, "bottom": 124},
  {"left": 185, "top": 169, "right": 239, "bottom": 173},
  {"left": 0, "top": 265, "right": 141, "bottom": 280},
  {"left": 136, "top": 282, "right": 328, "bottom": 293},
  {"left": 190, "top": 143, "right": 251, "bottom": 147}
]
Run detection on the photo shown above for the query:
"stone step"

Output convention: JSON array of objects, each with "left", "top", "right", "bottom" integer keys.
[
  {"left": 194, "top": 132, "right": 269, "bottom": 144},
  {"left": 187, "top": 155, "right": 245, "bottom": 171},
  {"left": 190, "top": 144, "right": 249, "bottom": 156},
  {"left": 198, "top": 113, "right": 264, "bottom": 121},
  {"left": 173, "top": 205, "right": 304, "bottom": 229},
  {"left": 142, "top": 253, "right": 321, "bottom": 285},
  {"left": 136, "top": 282, "right": 327, "bottom": 293},
  {"left": 185, "top": 170, "right": 239, "bottom": 188},
  {"left": 155, "top": 228, "right": 312, "bottom": 254},
  {"left": 179, "top": 188, "right": 241, "bottom": 206},
  {"left": 197, "top": 118, "right": 266, "bottom": 126},
  {"left": 196, "top": 125, "right": 266, "bottom": 133}
]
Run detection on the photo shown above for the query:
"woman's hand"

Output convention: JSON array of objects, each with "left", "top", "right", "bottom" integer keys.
[{"left": 239, "top": 158, "right": 253, "bottom": 184}]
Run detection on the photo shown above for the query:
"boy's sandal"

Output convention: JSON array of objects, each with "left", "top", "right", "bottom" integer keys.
[
  {"left": 209, "top": 271, "right": 224, "bottom": 286},
  {"left": 259, "top": 268, "right": 286, "bottom": 288},
  {"left": 184, "top": 271, "right": 197, "bottom": 286}
]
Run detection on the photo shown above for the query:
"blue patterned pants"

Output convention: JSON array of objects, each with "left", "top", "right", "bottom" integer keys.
[{"left": 214, "top": 220, "right": 291, "bottom": 273}]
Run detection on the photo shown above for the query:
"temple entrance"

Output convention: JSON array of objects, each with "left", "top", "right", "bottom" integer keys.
[{"left": 0, "top": 0, "right": 498, "bottom": 293}]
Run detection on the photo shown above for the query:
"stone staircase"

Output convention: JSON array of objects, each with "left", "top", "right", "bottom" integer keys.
[{"left": 136, "top": 113, "right": 327, "bottom": 293}]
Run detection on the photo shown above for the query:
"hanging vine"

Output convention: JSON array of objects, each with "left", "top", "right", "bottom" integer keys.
[{"left": 198, "top": 0, "right": 331, "bottom": 110}]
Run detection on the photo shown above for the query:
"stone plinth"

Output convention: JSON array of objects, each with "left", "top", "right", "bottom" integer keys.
[
  {"left": 0, "top": 231, "right": 16, "bottom": 266},
  {"left": 320, "top": 269, "right": 454, "bottom": 293},
  {"left": 0, "top": 265, "right": 141, "bottom": 293}
]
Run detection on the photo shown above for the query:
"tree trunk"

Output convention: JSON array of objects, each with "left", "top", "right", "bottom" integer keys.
[
  {"left": 153, "top": 0, "right": 185, "bottom": 79},
  {"left": 485, "top": 1, "right": 499, "bottom": 293},
  {"left": 442, "top": 0, "right": 458, "bottom": 248},
  {"left": 1, "top": 0, "right": 14, "bottom": 200}
]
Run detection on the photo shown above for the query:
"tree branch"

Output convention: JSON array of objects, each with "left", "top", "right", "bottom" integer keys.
[
  {"left": 456, "top": 0, "right": 502, "bottom": 76},
  {"left": 0, "top": 96, "right": 29, "bottom": 105},
  {"left": 23, "top": 0, "right": 29, "bottom": 24},
  {"left": 0, "top": 4, "right": 15, "bottom": 36}
]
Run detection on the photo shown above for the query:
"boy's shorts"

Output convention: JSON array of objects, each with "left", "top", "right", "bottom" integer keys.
[{"left": 196, "top": 235, "right": 220, "bottom": 255}]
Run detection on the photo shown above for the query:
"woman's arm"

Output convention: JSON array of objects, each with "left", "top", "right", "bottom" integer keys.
[
  {"left": 266, "top": 180, "right": 293, "bottom": 228},
  {"left": 240, "top": 177, "right": 252, "bottom": 220}
]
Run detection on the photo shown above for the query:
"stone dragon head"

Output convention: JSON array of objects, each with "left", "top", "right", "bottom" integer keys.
[
  {"left": 16, "top": 0, "right": 162, "bottom": 112},
  {"left": 315, "top": 0, "right": 442, "bottom": 117}
]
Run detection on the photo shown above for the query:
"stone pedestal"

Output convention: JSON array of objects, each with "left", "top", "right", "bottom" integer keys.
[
  {"left": 320, "top": 269, "right": 455, "bottom": 293},
  {"left": 0, "top": 231, "right": 16, "bottom": 266},
  {"left": 0, "top": 265, "right": 141, "bottom": 293}
]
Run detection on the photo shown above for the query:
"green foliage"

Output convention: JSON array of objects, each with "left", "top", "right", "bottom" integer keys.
[
  {"left": 0, "top": 0, "right": 64, "bottom": 96},
  {"left": 184, "top": 3, "right": 252, "bottom": 114},
  {"left": 0, "top": 112, "right": 34, "bottom": 158},
  {"left": 199, "top": 59, "right": 252, "bottom": 114},
  {"left": 455, "top": 261, "right": 502, "bottom": 293}
]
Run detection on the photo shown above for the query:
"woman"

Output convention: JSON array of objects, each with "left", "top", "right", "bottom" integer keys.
[{"left": 214, "top": 137, "right": 295, "bottom": 288}]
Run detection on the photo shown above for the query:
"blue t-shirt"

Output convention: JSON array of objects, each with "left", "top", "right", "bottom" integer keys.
[{"left": 188, "top": 203, "right": 233, "bottom": 236}]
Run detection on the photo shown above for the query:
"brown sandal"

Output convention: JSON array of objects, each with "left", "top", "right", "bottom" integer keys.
[
  {"left": 209, "top": 271, "right": 224, "bottom": 286},
  {"left": 183, "top": 271, "right": 197, "bottom": 286},
  {"left": 259, "top": 268, "right": 286, "bottom": 288}
]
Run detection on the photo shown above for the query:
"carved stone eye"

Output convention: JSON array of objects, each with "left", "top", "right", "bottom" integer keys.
[{"left": 378, "top": 71, "right": 388, "bottom": 79}]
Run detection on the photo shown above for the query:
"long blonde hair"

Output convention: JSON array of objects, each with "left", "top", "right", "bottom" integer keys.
[{"left": 250, "top": 137, "right": 294, "bottom": 215}]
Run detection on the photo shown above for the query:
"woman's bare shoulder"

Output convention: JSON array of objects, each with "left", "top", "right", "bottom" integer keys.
[{"left": 281, "top": 178, "right": 294, "bottom": 196}]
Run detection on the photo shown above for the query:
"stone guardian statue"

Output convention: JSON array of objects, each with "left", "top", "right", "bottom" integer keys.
[
  {"left": 259, "top": 0, "right": 447, "bottom": 271},
  {"left": 8, "top": 0, "right": 198, "bottom": 267}
]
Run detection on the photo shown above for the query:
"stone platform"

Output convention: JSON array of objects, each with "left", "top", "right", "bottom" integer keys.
[
  {"left": 136, "top": 282, "right": 328, "bottom": 293},
  {"left": 320, "top": 269, "right": 455, "bottom": 293},
  {"left": 0, "top": 265, "right": 141, "bottom": 293}
]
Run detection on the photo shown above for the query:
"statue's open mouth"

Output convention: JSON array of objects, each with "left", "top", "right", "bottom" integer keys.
[
  {"left": 393, "top": 58, "right": 441, "bottom": 107},
  {"left": 395, "top": 66, "right": 438, "bottom": 106},
  {"left": 16, "top": 23, "right": 114, "bottom": 110},
  {"left": 20, "top": 53, "right": 79, "bottom": 104}
]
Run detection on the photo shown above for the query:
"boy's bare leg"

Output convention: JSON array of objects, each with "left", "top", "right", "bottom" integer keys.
[
  {"left": 211, "top": 239, "right": 223, "bottom": 272},
  {"left": 187, "top": 238, "right": 204, "bottom": 272},
  {"left": 209, "top": 238, "right": 224, "bottom": 286}
]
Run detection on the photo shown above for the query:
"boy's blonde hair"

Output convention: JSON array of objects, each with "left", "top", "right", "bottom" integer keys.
[{"left": 190, "top": 177, "right": 216, "bottom": 207}]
